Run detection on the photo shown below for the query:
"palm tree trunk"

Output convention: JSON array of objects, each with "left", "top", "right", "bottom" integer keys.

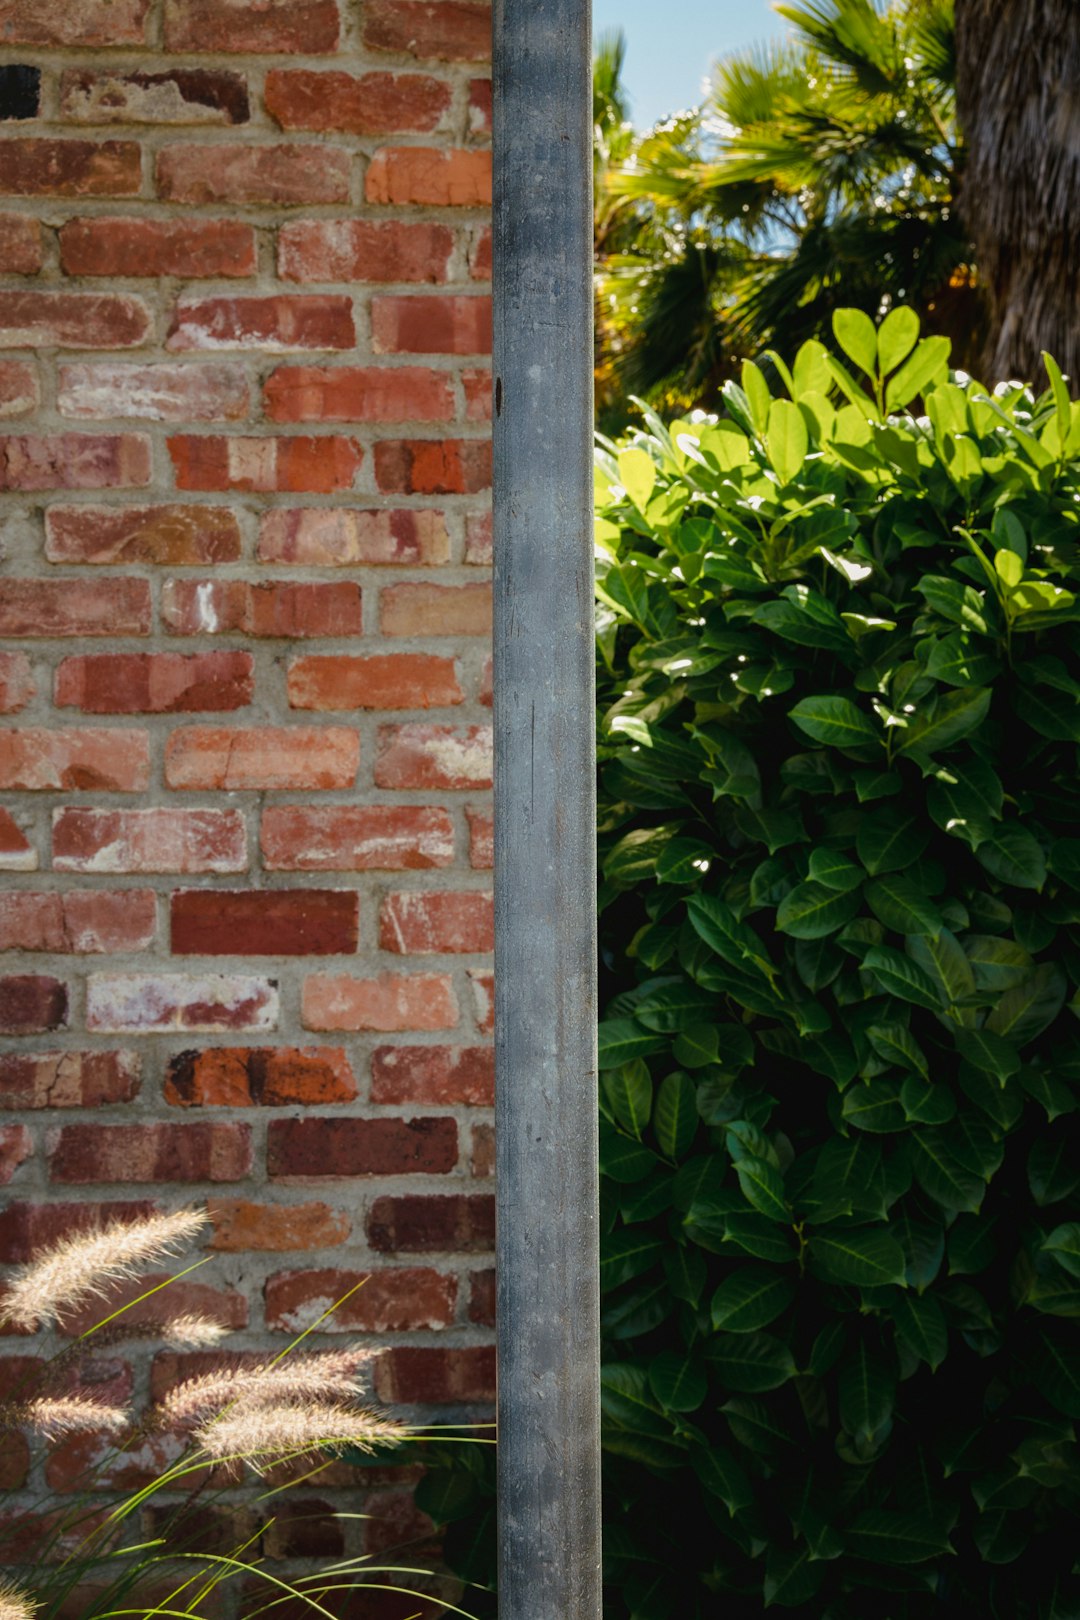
[{"left": 954, "top": 0, "right": 1080, "bottom": 383}]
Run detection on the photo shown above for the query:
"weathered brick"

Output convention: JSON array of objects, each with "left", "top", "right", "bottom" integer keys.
[
  {"left": 58, "top": 363, "right": 249, "bottom": 423},
  {"left": 0, "top": 579, "right": 151, "bottom": 638},
  {"left": 469, "top": 223, "right": 491, "bottom": 279},
  {"left": 371, "top": 295, "right": 491, "bottom": 355},
  {"left": 0, "top": 212, "right": 40, "bottom": 273},
  {"left": 166, "top": 1047, "right": 356, "bottom": 1107},
  {"left": 469, "top": 1267, "right": 494, "bottom": 1326},
  {"left": 374, "top": 437, "right": 491, "bottom": 495},
  {"left": 59, "top": 1279, "right": 244, "bottom": 1342},
  {"left": 366, "top": 147, "right": 491, "bottom": 206},
  {"left": 264, "top": 1499, "right": 346, "bottom": 1560},
  {"left": 162, "top": 579, "right": 362, "bottom": 638},
  {"left": 303, "top": 972, "right": 457, "bottom": 1032},
  {"left": 469, "top": 966, "right": 493, "bottom": 1033},
  {"left": 465, "top": 509, "right": 492, "bottom": 563},
  {"left": 0, "top": 890, "right": 156, "bottom": 954},
  {"left": 165, "top": 726, "right": 359, "bottom": 791},
  {"left": 469, "top": 77, "right": 492, "bottom": 135},
  {"left": 375, "top": 723, "right": 492, "bottom": 790},
  {"left": 157, "top": 144, "right": 350, "bottom": 206},
  {"left": 471, "top": 1120, "right": 494, "bottom": 1177},
  {"left": 463, "top": 366, "right": 491, "bottom": 421},
  {"left": 46, "top": 504, "right": 241, "bottom": 565},
  {"left": 60, "top": 217, "right": 256, "bottom": 278},
  {"left": 0, "top": 1124, "right": 32, "bottom": 1182},
  {"left": 0, "top": 1051, "right": 139, "bottom": 1110},
  {"left": 0, "top": 1430, "right": 29, "bottom": 1486},
  {"left": 467, "top": 808, "right": 492, "bottom": 868},
  {"left": 367, "top": 1194, "right": 494, "bottom": 1253},
  {"left": 168, "top": 435, "right": 362, "bottom": 493},
  {"left": 261, "top": 805, "right": 454, "bottom": 872},
  {"left": 0, "top": 434, "right": 151, "bottom": 491},
  {"left": 288, "top": 653, "right": 462, "bottom": 710},
  {"left": 168, "top": 296, "right": 354, "bottom": 353},
  {"left": 380, "top": 890, "right": 492, "bottom": 954},
  {"left": 164, "top": 0, "right": 341, "bottom": 53},
  {"left": 0, "top": 140, "right": 141, "bottom": 198},
  {"left": 0, "top": 808, "right": 35, "bottom": 871},
  {"left": 60, "top": 69, "right": 250, "bottom": 126},
  {"left": 0, "top": 975, "right": 67, "bottom": 1035},
  {"left": 50, "top": 1123, "right": 252, "bottom": 1185},
  {"left": 86, "top": 974, "right": 278, "bottom": 1033},
  {"left": 265, "top": 69, "right": 450, "bottom": 134},
  {"left": 362, "top": 0, "right": 491, "bottom": 61},
  {"left": 268, "top": 1116, "right": 458, "bottom": 1178},
  {"left": 265, "top": 1266, "right": 456, "bottom": 1331},
  {"left": 171, "top": 890, "right": 359, "bottom": 957},
  {"left": 55, "top": 651, "right": 253, "bottom": 714},
  {"left": 53, "top": 808, "right": 247, "bottom": 875},
  {"left": 0, "top": 651, "right": 33, "bottom": 712},
  {"left": 0, "top": 358, "right": 37, "bottom": 418},
  {"left": 0, "top": 1200, "right": 156, "bottom": 1262},
  {"left": 264, "top": 365, "right": 453, "bottom": 424},
  {"left": 0, "top": 730, "right": 149, "bottom": 792},
  {"left": 0, "top": 1, "right": 150, "bottom": 45},
  {"left": 374, "top": 1345, "right": 495, "bottom": 1405},
  {"left": 380, "top": 582, "right": 491, "bottom": 636},
  {"left": 0, "top": 291, "right": 150, "bottom": 349},
  {"left": 208, "top": 1199, "right": 350, "bottom": 1251},
  {"left": 278, "top": 218, "right": 452, "bottom": 284},
  {"left": 258, "top": 507, "right": 450, "bottom": 566}
]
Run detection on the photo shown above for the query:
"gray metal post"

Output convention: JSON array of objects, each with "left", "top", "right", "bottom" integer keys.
[{"left": 492, "top": 0, "right": 601, "bottom": 1614}]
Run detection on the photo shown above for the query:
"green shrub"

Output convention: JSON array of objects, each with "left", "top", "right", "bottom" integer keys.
[{"left": 593, "top": 309, "right": 1080, "bottom": 1617}]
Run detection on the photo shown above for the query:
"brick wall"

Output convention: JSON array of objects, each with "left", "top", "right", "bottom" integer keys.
[{"left": 0, "top": 0, "right": 494, "bottom": 1567}]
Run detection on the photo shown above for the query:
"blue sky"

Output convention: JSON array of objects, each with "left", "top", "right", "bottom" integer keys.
[{"left": 592, "top": 0, "right": 787, "bottom": 129}]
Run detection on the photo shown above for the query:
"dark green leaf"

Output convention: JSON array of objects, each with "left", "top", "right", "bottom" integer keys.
[
  {"left": 790, "top": 695, "right": 879, "bottom": 750},
  {"left": 976, "top": 825, "right": 1048, "bottom": 891},
  {"left": 857, "top": 806, "right": 930, "bottom": 875},
  {"left": 890, "top": 1292, "right": 947, "bottom": 1370},
  {"left": 810, "top": 1228, "right": 907, "bottom": 1286},
  {"left": 865, "top": 876, "right": 944, "bottom": 937},
  {"left": 708, "top": 1331, "right": 796, "bottom": 1393},
  {"left": 777, "top": 879, "right": 862, "bottom": 939},
  {"left": 653, "top": 1070, "right": 697, "bottom": 1161},
  {"left": 647, "top": 1350, "right": 707, "bottom": 1413},
  {"left": 711, "top": 1269, "right": 795, "bottom": 1333}
]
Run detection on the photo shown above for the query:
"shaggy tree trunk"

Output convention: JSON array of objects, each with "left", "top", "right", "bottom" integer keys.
[{"left": 954, "top": 0, "right": 1080, "bottom": 383}]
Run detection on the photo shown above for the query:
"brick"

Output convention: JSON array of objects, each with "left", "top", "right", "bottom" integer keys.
[
  {"left": 60, "top": 217, "right": 256, "bottom": 279},
  {"left": 0, "top": 1, "right": 150, "bottom": 45},
  {"left": 0, "top": 975, "right": 67, "bottom": 1035},
  {"left": 0, "top": 434, "right": 151, "bottom": 492},
  {"left": 469, "top": 77, "right": 491, "bottom": 135},
  {"left": 0, "top": 1051, "right": 139, "bottom": 1109},
  {"left": 168, "top": 435, "right": 362, "bottom": 494},
  {"left": 469, "top": 966, "right": 493, "bottom": 1033},
  {"left": 362, "top": 1488, "right": 437, "bottom": 1561},
  {"left": 381, "top": 582, "right": 491, "bottom": 637},
  {"left": 58, "top": 363, "right": 249, "bottom": 423},
  {"left": 0, "top": 730, "right": 149, "bottom": 792},
  {"left": 0, "top": 808, "right": 35, "bottom": 871},
  {"left": 60, "top": 1278, "right": 246, "bottom": 1338},
  {"left": 0, "top": 1124, "right": 31, "bottom": 1182},
  {"left": 50, "top": 1123, "right": 252, "bottom": 1185},
  {"left": 268, "top": 1116, "right": 458, "bottom": 1178},
  {"left": 0, "top": 212, "right": 39, "bottom": 273},
  {"left": 471, "top": 1120, "right": 493, "bottom": 1177},
  {"left": 157, "top": 144, "right": 350, "bottom": 207},
  {"left": 264, "top": 1499, "right": 346, "bottom": 1560},
  {"left": 0, "top": 651, "right": 33, "bottom": 712},
  {"left": 0, "top": 1430, "right": 28, "bottom": 1486},
  {"left": 372, "top": 295, "right": 491, "bottom": 356},
  {"left": 303, "top": 972, "right": 457, "bottom": 1032},
  {"left": 366, "top": 147, "right": 491, "bottom": 206},
  {"left": 469, "top": 224, "right": 491, "bottom": 279},
  {"left": 374, "top": 438, "right": 491, "bottom": 495},
  {"left": 261, "top": 805, "right": 454, "bottom": 872},
  {"left": 166, "top": 1047, "right": 356, "bottom": 1107},
  {"left": 264, "top": 365, "right": 453, "bottom": 425},
  {"left": 288, "top": 653, "right": 462, "bottom": 711},
  {"left": 208, "top": 1199, "right": 349, "bottom": 1251},
  {"left": 0, "top": 359, "right": 36, "bottom": 418},
  {"left": 168, "top": 296, "right": 354, "bottom": 354},
  {"left": 375, "top": 723, "right": 492, "bottom": 790},
  {"left": 0, "top": 891, "right": 156, "bottom": 954},
  {"left": 265, "top": 1266, "right": 455, "bottom": 1331},
  {"left": 162, "top": 580, "right": 362, "bottom": 638},
  {"left": 53, "top": 808, "right": 247, "bottom": 875},
  {"left": 380, "top": 891, "right": 492, "bottom": 954},
  {"left": 367, "top": 1194, "right": 494, "bottom": 1253},
  {"left": 278, "top": 218, "right": 452, "bottom": 284},
  {"left": 60, "top": 69, "right": 250, "bottom": 126},
  {"left": 469, "top": 1268, "right": 494, "bottom": 1326},
  {"left": 86, "top": 975, "right": 278, "bottom": 1033},
  {"left": 463, "top": 366, "right": 491, "bottom": 421},
  {"left": 0, "top": 291, "right": 150, "bottom": 349},
  {"left": 265, "top": 69, "right": 449, "bottom": 134},
  {"left": 171, "top": 891, "right": 359, "bottom": 957},
  {"left": 0, "top": 1200, "right": 156, "bottom": 1262},
  {"left": 258, "top": 507, "right": 450, "bottom": 566},
  {"left": 362, "top": 0, "right": 491, "bottom": 61},
  {"left": 55, "top": 651, "right": 253, "bottom": 714},
  {"left": 372, "top": 1044, "right": 493, "bottom": 1105},
  {"left": 467, "top": 809, "right": 492, "bottom": 869},
  {"left": 465, "top": 510, "right": 491, "bottom": 563},
  {"left": 164, "top": 0, "right": 341, "bottom": 53},
  {"left": 374, "top": 1345, "right": 495, "bottom": 1405},
  {"left": 0, "top": 579, "right": 151, "bottom": 639},
  {"left": 46, "top": 505, "right": 241, "bottom": 566},
  {"left": 165, "top": 726, "right": 359, "bottom": 791},
  {"left": 0, "top": 140, "right": 141, "bottom": 198}
]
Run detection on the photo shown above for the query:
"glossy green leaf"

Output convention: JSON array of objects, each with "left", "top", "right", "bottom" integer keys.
[
  {"left": 833, "top": 307, "right": 878, "bottom": 378},
  {"left": 601, "top": 1059, "right": 653, "bottom": 1137},
  {"left": 708, "top": 1331, "right": 796, "bottom": 1393},
  {"left": 711, "top": 1269, "right": 795, "bottom": 1333},
  {"left": 653, "top": 1070, "right": 697, "bottom": 1161},
  {"left": 810, "top": 1228, "right": 907, "bottom": 1286},
  {"left": 647, "top": 1350, "right": 707, "bottom": 1413},
  {"left": 857, "top": 806, "right": 930, "bottom": 874},
  {"left": 865, "top": 876, "right": 944, "bottom": 937},
  {"left": 891, "top": 1291, "right": 948, "bottom": 1370},
  {"left": 790, "top": 695, "right": 879, "bottom": 750},
  {"left": 975, "top": 825, "right": 1048, "bottom": 891},
  {"left": 776, "top": 879, "right": 863, "bottom": 939},
  {"left": 767, "top": 398, "right": 809, "bottom": 485}
]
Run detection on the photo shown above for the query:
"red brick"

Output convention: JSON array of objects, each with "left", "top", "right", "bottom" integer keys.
[
  {"left": 288, "top": 654, "right": 462, "bottom": 711},
  {"left": 261, "top": 805, "right": 454, "bottom": 872},
  {"left": 0, "top": 891, "right": 156, "bottom": 954},
  {"left": 361, "top": 1487, "right": 438, "bottom": 1561},
  {"left": 168, "top": 435, "right": 362, "bottom": 494},
  {"left": 60, "top": 217, "right": 256, "bottom": 278},
  {"left": 264, "top": 365, "right": 453, "bottom": 424},
  {"left": 362, "top": 0, "right": 490, "bottom": 61},
  {"left": 463, "top": 366, "right": 491, "bottom": 421},
  {"left": 469, "top": 1268, "right": 494, "bottom": 1326},
  {"left": 469, "top": 966, "right": 493, "bottom": 1033},
  {"left": 171, "top": 890, "right": 359, "bottom": 957},
  {"left": 46, "top": 505, "right": 241, "bottom": 566},
  {"left": 264, "top": 1499, "right": 346, "bottom": 1560},
  {"left": 372, "top": 295, "right": 491, "bottom": 356},
  {"left": 374, "top": 1345, "right": 495, "bottom": 1405},
  {"left": 55, "top": 651, "right": 253, "bottom": 714},
  {"left": 278, "top": 218, "right": 452, "bottom": 284},
  {"left": 467, "top": 809, "right": 492, "bottom": 868},
  {"left": 166, "top": 1047, "right": 356, "bottom": 1107},
  {"left": 0, "top": 140, "right": 141, "bottom": 198},
  {"left": 86, "top": 973, "right": 278, "bottom": 1033},
  {"left": 0, "top": 213, "right": 40, "bottom": 273},
  {"left": 157, "top": 144, "right": 350, "bottom": 206},
  {"left": 471, "top": 1120, "right": 494, "bottom": 1177},
  {"left": 380, "top": 582, "right": 491, "bottom": 637},
  {"left": 469, "top": 77, "right": 491, "bottom": 135},
  {"left": 303, "top": 972, "right": 457, "bottom": 1032},
  {"left": 0, "top": 359, "right": 37, "bottom": 419},
  {"left": 366, "top": 147, "right": 491, "bottom": 206},
  {"left": 469, "top": 224, "right": 491, "bottom": 280},
  {"left": 268, "top": 1116, "right": 458, "bottom": 1178},
  {"left": 477, "top": 653, "right": 490, "bottom": 707},
  {"left": 53, "top": 808, "right": 246, "bottom": 875},
  {"left": 0, "top": 0, "right": 149, "bottom": 44},
  {"left": 0, "top": 975, "right": 67, "bottom": 1035},
  {"left": 168, "top": 296, "right": 354, "bottom": 354},
  {"left": 60, "top": 68, "right": 250, "bottom": 126},
  {"left": 368, "top": 1194, "right": 493, "bottom": 1253},
  {"left": 0, "top": 1430, "right": 29, "bottom": 1486},
  {"left": 0, "top": 434, "right": 151, "bottom": 491},
  {"left": 266, "top": 68, "right": 449, "bottom": 134},
  {"left": 374, "top": 438, "right": 491, "bottom": 495},
  {"left": 370, "top": 1044, "right": 493, "bottom": 1105},
  {"left": 162, "top": 579, "right": 362, "bottom": 638},
  {"left": 0, "top": 1200, "right": 156, "bottom": 1262},
  {"left": 164, "top": 0, "right": 341, "bottom": 52},
  {"left": 258, "top": 507, "right": 450, "bottom": 566},
  {"left": 0, "top": 730, "right": 149, "bottom": 792},
  {"left": 0, "top": 291, "right": 150, "bottom": 350},
  {"left": 0, "top": 809, "right": 34, "bottom": 871},
  {"left": 380, "top": 890, "right": 492, "bottom": 954},
  {"left": 165, "top": 726, "right": 359, "bottom": 791},
  {"left": 0, "top": 579, "right": 151, "bottom": 639},
  {"left": 58, "top": 363, "right": 249, "bottom": 423},
  {"left": 0, "top": 651, "right": 33, "bottom": 713},
  {"left": 208, "top": 1199, "right": 349, "bottom": 1252},
  {"left": 58, "top": 1275, "right": 246, "bottom": 1335},
  {"left": 465, "top": 511, "right": 492, "bottom": 564},
  {"left": 375, "top": 723, "right": 492, "bottom": 790},
  {"left": 0, "top": 1124, "right": 32, "bottom": 1182},
  {"left": 0, "top": 1051, "right": 139, "bottom": 1110},
  {"left": 265, "top": 1266, "right": 456, "bottom": 1331}
]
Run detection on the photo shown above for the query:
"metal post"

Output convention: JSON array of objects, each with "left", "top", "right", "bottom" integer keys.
[{"left": 492, "top": 0, "right": 601, "bottom": 1615}]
